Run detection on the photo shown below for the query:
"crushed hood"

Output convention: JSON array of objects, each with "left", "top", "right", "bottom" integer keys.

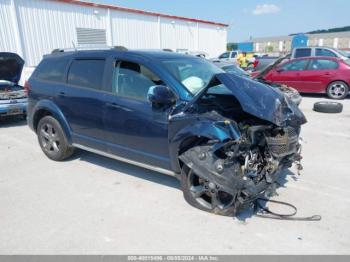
[
  {"left": 0, "top": 52, "right": 24, "bottom": 84},
  {"left": 195, "top": 73, "right": 307, "bottom": 127}
]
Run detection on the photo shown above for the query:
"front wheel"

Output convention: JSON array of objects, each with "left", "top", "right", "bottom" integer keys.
[
  {"left": 37, "top": 116, "right": 74, "bottom": 161},
  {"left": 326, "top": 81, "right": 349, "bottom": 100},
  {"left": 180, "top": 165, "right": 237, "bottom": 216}
]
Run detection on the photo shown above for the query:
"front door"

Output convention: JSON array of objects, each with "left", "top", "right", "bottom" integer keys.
[
  {"left": 103, "top": 59, "right": 173, "bottom": 170},
  {"left": 265, "top": 59, "right": 309, "bottom": 91}
]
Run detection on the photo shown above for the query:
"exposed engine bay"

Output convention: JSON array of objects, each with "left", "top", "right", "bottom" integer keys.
[{"left": 172, "top": 74, "right": 306, "bottom": 215}]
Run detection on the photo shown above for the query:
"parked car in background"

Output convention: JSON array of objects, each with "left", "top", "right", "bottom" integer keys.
[
  {"left": 214, "top": 60, "right": 302, "bottom": 105},
  {"left": 0, "top": 52, "right": 27, "bottom": 119},
  {"left": 213, "top": 51, "right": 255, "bottom": 65},
  {"left": 27, "top": 48, "right": 306, "bottom": 216},
  {"left": 291, "top": 46, "right": 350, "bottom": 60},
  {"left": 252, "top": 56, "right": 281, "bottom": 72},
  {"left": 257, "top": 56, "right": 350, "bottom": 99}
]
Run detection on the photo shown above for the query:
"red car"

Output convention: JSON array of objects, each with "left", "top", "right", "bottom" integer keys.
[{"left": 254, "top": 56, "right": 350, "bottom": 99}]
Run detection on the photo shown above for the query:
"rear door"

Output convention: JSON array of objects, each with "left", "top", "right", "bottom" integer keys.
[
  {"left": 264, "top": 59, "right": 309, "bottom": 91},
  {"left": 301, "top": 58, "right": 339, "bottom": 93},
  {"left": 54, "top": 58, "right": 108, "bottom": 151}
]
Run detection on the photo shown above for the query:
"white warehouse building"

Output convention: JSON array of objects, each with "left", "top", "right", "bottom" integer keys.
[{"left": 0, "top": 0, "right": 228, "bottom": 70}]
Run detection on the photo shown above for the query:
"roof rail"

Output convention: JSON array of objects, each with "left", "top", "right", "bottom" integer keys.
[{"left": 51, "top": 45, "right": 128, "bottom": 54}]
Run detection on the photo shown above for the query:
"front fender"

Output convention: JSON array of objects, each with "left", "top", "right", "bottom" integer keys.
[
  {"left": 169, "top": 119, "right": 240, "bottom": 173},
  {"left": 30, "top": 99, "right": 72, "bottom": 144}
]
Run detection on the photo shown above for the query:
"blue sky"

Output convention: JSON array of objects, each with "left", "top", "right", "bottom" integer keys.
[{"left": 91, "top": 0, "right": 350, "bottom": 42}]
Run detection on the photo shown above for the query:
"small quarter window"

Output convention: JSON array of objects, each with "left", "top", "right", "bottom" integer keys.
[
  {"left": 67, "top": 59, "right": 105, "bottom": 90},
  {"left": 36, "top": 59, "right": 68, "bottom": 82}
]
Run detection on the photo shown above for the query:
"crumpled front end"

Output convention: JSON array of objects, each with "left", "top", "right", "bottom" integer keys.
[
  {"left": 171, "top": 73, "right": 305, "bottom": 215},
  {"left": 177, "top": 119, "right": 302, "bottom": 215}
]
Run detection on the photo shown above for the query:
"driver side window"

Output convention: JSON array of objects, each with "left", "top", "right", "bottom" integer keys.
[
  {"left": 281, "top": 59, "right": 308, "bottom": 71},
  {"left": 112, "top": 61, "right": 164, "bottom": 101}
]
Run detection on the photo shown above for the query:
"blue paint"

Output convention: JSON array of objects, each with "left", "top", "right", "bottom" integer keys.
[
  {"left": 292, "top": 34, "right": 309, "bottom": 48},
  {"left": 236, "top": 42, "right": 254, "bottom": 52}
]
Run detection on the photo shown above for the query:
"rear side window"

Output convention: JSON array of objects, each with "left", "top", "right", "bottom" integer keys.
[
  {"left": 281, "top": 60, "right": 308, "bottom": 71},
  {"left": 308, "top": 59, "right": 338, "bottom": 70},
  {"left": 316, "top": 48, "right": 337, "bottom": 57},
  {"left": 36, "top": 59, "right": 68, "bottom": 82},
  {"left": 67, "top": 59, "right": 105, "bottom": 90},
  {"left": 294, "top": 48, "right": 311, "bottom": 58}
]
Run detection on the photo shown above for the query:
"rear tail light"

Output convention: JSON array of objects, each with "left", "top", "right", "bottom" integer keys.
[
  {"left": 24, "top": 81, "right": 30, "bottom": 96},
  {"left": 253, "top": 60, "right": 259, "bottom": 68}
]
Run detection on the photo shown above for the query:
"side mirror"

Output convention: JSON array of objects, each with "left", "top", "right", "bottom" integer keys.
[
  {"left": 147, "top": 85, "right": 176, "bottom": 105},
  {"left": 276, "top": 67, "right": 285, "bottom": 73}
]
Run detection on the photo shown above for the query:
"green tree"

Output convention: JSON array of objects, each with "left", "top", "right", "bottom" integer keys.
[
  {"left": 227, "top": 43, "right": 238, "bottom": 51},
  {"left": 265, "top": 45, "right": 274, "bottom": 52}
]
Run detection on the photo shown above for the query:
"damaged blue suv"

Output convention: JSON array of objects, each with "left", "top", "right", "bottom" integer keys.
[{"left": 27, "top": 48, "right": 306, "bottom": 216}]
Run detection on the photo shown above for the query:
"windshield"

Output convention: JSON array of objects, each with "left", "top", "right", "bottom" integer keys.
[
  {"left": 336, "top": 49, "right": 350, "bottom": 58},
  {"left": 162, "top": 58, "right": 223, "bottom": 95}
]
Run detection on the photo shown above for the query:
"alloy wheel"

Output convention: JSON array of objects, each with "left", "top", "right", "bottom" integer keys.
[
  {"left": 187, "top": 169, "right": 235, "bottom": 211},
  {"left": 40, "top": 123, "right": 60, "bottom": 153},
  {"left": 329, "top": 82, "right": 347, "bottom": 99}
]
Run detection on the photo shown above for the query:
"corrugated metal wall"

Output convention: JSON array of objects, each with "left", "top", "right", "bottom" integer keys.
[
  {"left": 0, "top": 0, "right": 19, "bottom": 53},
  {"left": 110, "top": 10, "right": 159, "bottom": 49},
  {"left": 1, "top": 0, "right": 227, "bottom": 67}
]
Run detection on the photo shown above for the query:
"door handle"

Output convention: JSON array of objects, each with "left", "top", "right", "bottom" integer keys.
[
  {"left": 324, "top": 72, "right": 331, "bottom": 75},
  {"left": 58, "top": 91, "right": 65, "bottom": 97},
  {"left": 106, "top": 102, "right": 121, "bottom": 109}
]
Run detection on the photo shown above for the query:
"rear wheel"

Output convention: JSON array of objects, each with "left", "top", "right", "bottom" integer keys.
[
  {"left": 180, "top": 165, "right": 237, "bottom": 216},
  {"left": 326, "top": 81, "right": 349, "bottom": 100},
  {"left": 37, "top": 116, "right": 74, "bottom": 161}
]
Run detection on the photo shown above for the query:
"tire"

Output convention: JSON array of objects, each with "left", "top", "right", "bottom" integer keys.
[
  {"left": 326, "top": 81, "right": 349, "bottom": 100},
  {"left": 313, "top": 101, "right": 343, "bottom": 114},
  {"left": 37, "top": 116, "right": 74, "bottom": 161},
  {"left": 180, "top": 164, "right": 237, "bottom": 216}
]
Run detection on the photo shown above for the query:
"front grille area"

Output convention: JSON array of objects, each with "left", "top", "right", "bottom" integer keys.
[
  {"left": 266, "top": 127, "right": 299, "bottom": 158},
  {"left": 0, "top": 91, "right": 26, "bottom": 100}
]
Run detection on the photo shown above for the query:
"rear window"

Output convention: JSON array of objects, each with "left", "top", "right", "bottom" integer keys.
[
  {"left": 35, "top": 59, "right": 68, "bottom": 82},
  {"left": 67, "top": 59, "right": 105, "bottom": 90},
  {"left": 294, "top": 48, "right": 311, "bottom": 58}
]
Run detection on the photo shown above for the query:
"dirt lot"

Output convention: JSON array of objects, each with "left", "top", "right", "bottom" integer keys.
[{"left": 0, "top": 96, "right": 349, "bottom": 254}]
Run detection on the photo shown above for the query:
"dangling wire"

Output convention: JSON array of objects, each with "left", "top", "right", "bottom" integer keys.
[{"left": 254, "top": 198, "right": 321, "bottom": 221}]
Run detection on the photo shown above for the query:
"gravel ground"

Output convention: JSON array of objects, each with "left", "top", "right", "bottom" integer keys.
[{"left": 0, "top": 95, "right": 349, "bottom": 254}]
